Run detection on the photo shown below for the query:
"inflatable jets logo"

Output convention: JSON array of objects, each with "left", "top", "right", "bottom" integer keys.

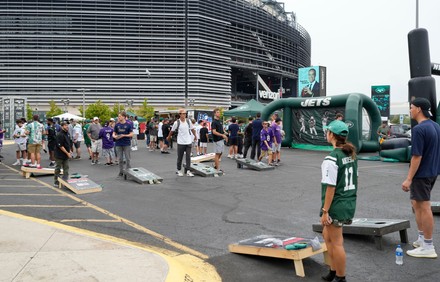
[{"left": 301, "top": 97, "right": 331, "bottom": 107}]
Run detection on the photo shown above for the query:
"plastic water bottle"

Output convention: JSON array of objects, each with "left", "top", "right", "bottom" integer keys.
[{"left": 395, "top": 244, "right": 403, "bottom": 265}]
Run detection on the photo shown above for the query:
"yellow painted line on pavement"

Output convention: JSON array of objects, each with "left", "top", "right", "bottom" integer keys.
[
  {"left": 58, "top": 219, "right": 122, "bottom": 223},
  {"left": 0, "top": 193, "right": 64, "bottom": 196},
  {"left": 0, "top": 178, "right": 36, "bottom": 181},
  {"left": 0, "top": 210, "right": 221, "bottom": 282},
  {"left": 0, "top": 205, "right": 88, "bottom": 208},
  {"left": 0, "top": 185, "right": 46, "bottom": 187},
  {"left": 31, "top": 177, "right": 210, "bottom": 260},
  {"left": 1, "top": 162, "right": 210, "bottom": 260}
]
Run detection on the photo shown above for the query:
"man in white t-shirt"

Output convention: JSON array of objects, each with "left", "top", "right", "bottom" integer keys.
[
  {"left": 157, "top": 117, "right": 164, "bottom": 152},
  {"left": 72, "top": 120, "right": 84, "bottom": 159},
  {"left": 12, "top": 119, "right": 28, "bottom": 165},
  {"left": 131, "top": 116, "right": 139, "bottom": 151},
  {"left": 167, "top": 109, "right": 197, "bottom": 177}
]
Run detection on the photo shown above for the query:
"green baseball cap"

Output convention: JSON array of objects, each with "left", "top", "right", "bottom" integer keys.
[{"left": 323, "top": 120, "right": 349, "bottom": 137}]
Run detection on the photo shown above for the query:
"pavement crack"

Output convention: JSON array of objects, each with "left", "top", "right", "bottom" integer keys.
[{"left": 11, "top": 230, "right": 57, "bottom": 282}]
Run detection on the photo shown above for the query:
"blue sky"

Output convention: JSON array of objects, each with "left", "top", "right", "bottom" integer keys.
[{"left": 285, "top": 0, "right": 440, "bottom": 113}]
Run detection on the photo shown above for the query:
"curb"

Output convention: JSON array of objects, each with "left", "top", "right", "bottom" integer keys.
[{"left": 0, "top": 210, "right": 221, "bottom": 282}]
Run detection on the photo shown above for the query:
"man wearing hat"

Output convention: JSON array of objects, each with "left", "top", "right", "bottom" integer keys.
[
  {"left": 402, "top": 97, "right": 440, "bottom": 259},
  {"left": 87, "top": 117, "right": 102, "bottom": 164}
]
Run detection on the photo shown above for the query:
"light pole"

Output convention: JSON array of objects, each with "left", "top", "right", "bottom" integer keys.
[
  {"left": 61, "top": 99, "right": 70, "bottom": 113},
  {"left": 76, "top": 88, "right": 90, "bottom": 119},
  {"left": 126, "top": 99, "right": 134, "bottom": 110}
]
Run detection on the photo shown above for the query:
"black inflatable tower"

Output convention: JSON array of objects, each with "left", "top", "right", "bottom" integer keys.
[{"left": 408, "top": 28, "right": 437, "bottom": 126}]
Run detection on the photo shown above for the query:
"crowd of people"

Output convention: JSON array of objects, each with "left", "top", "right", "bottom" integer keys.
[{"left": 1, "top": 99, "right": 439, "bottom": 282}]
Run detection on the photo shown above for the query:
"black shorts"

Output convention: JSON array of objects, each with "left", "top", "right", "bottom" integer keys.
[
  {"left": 158, "top": 137, "right": 164, "bottom": 141},
  {"left": 48, "top": 141, "right": 56, "bottom": 152},
  {"left": 229, "top": 137, "right": 238, "bottom": 145},
  {"left": 410, "top": 176, "right": 437, "bottom": 201},
  {"left": 73, "top": 141, "right": 81, "bottom": 149}
]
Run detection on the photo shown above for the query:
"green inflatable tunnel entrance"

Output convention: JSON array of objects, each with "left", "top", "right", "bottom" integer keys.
[{"left": 261, "top": 94, "right": 382, "bottom": 153}]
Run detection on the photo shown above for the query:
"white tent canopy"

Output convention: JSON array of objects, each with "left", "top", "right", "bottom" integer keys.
[{"left": 53, "top": 113, "right": 85, "bottom": 121}]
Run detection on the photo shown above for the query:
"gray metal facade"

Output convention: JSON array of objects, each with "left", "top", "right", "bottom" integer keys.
[{"left": 0, "top": 0, "right": 311, "bottom": 108}]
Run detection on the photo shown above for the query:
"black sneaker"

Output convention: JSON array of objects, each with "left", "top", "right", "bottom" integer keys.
[
  {"left": 117, "top": 172, "right": 124, "bottom": 178},
  {"left": 53, "top": 182, "right": 60, "bottom": 187},
  {"left": 333, "top": 276, "right": 346, "bottom": 282},
  {"left": 322, "top": 270, "right": 336, "bottom": 281},
  {"left": 104, "top": 163, "right": 112, "bottom": 166}
]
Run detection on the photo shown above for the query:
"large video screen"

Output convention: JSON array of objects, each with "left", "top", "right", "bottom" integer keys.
[
  {"left": 298, "top": 66, "right": 327, "bottom": 97},
  {"left": 371, "top": 85, "right": 390, "bottom": 118}
]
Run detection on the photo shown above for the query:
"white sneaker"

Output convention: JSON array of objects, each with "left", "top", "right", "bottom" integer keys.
[
  {"left": 177, "top": 170, "right": 184, "bottom": 177},
  {"left": 227, "top": 154, "right": 232, "bottom": 158},
  {"left": 12, "top": 160, "right": 21, "bottom": 166},
  {"left": 407, "top": 247, "right": 437, "bottom": 258},
  {"left": 413, "top": 239, "right": 424, "bottom": 248},
  {"left": 186, "top": 171, "right": 194, "bottom": 177}
]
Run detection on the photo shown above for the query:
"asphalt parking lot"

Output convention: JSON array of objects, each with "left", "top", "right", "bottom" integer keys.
[{"left": 1, "top": 141, "right": 439, "bottom": 281}]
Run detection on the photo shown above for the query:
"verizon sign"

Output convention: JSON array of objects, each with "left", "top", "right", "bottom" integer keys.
[{"left": 259, "top": 90, "right": 280, "bottom": 100}]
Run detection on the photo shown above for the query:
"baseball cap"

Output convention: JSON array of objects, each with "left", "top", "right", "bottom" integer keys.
[
  {"left": 110, "top": 118, "right": 115, "bottom": 121},
  {"left": 323, "top": 120, "right": 349, "bottom": 137},
  {"left": 93, "top": 117, "right": 99, "bottom": 121},
  {"left": 411, "top": 97, "right": 432, "bottom": 117}
]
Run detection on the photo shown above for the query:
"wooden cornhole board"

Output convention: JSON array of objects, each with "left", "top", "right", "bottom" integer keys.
[
  {"left": 124, "top": 167, "right": 163, "bottom": 184},
  {"left": 186, "top": 163, "right": 223, "bottom": 177},
  {"left": 21, "top": 166, "right": 62, "bottom": 179},
  {"left": 432, "top": 201, "right": 440, "bottom": 213},
  {"left": 191, "top": 152, "right": 215, "bottom": 163},
  {"left": 58, "top": 175, "right": 102, "bottom": 194},
  {"left": 229, "top": 235, "right": 329, "bottom": 277},
  {"left": 236, "top": 158, "right": 275, "bottom": 171},
  {"left": 312, "top": 218, "right": 410, "bottom": 250}
]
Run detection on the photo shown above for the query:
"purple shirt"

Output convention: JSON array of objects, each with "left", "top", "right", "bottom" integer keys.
[
  {"left": 260, "top": 127, "right": 273, "bottom": 151},
  {"left": 272, "top": 123, "right": 282, "bottom": 143},
  {"left": 99, "top": 126, "right": 114, "bottom": 149}
]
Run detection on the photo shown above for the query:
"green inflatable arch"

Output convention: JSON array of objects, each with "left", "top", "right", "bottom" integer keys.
[{"left": 261, "top": 93, "right": 382, "bottom": 153}]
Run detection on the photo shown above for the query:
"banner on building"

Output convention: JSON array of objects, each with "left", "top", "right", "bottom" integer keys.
[
  {"left": 298, "top": 66, "right": 327, "bottom": 97},
  {"left": 371, "top": 85, "right": 390, "bottom": 118}
]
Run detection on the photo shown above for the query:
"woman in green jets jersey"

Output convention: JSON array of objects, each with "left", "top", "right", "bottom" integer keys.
[{"left": 320, "top": 120, "right": 357, "bottom": 282}]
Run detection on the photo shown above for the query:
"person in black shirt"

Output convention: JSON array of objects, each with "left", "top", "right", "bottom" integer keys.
[
  {"left": 199, "top": 122, "right": 209, "bottom": 155},
  {"left": 54, "top": 121, "right": 72, "bottom": 187},
  {"left": 243, "top": 116, "right": 253, "bottom": 158},
  {"left": 46, "top": 118, "right": 57, "bottom": 167},
  {"left": 211, "top": 108, "right": 228, "bottom": 172},
  {"left": 161, "top": 118, "right": 171, "bottom": 154},
  {"left": 250, "top": 112, "right": 263, "bottom": 160}
]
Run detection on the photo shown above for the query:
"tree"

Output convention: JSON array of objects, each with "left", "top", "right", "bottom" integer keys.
[
  {"left": 136, "top": 98, "right": 155, "bottom": 121},
  {"left": 46, "top": 100, "right": 63, "bottom": 118},
  {"left": 110, "top": 103, "right": 125, "bottom": 118},
  {"left": 26, "top": 103, "right": 33, "bottom": 121},
  {"left": 85, "top": 100, "right": 111, "bottom": 122}
]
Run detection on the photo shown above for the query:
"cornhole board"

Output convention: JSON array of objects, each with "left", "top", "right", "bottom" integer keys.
[
  {"left": 229, "top": 235, "right": 329, "bottom": 277},
  {"left": 21, "top": 166, "right": 62, "bottom": 179},
  {"left": 312, "top": 218, "right": 410, "bottom": 250},
  {"left": 432, "top": 201, "right": 440, "bottom": 213},
  {"left": 186, "top": 163, "right": 223, "bottom": 177},
  {"left": 236, "top": 158, "right": 275, "bottom": 171},
  {"left": 58, "top": 176, "right": 102, "bottom": 194},
  {"left": 124, "top": 167, "right": 163, "bottom": 184},
  {"left": 191, "top": 152, "right": 215, "bottom": 163}
]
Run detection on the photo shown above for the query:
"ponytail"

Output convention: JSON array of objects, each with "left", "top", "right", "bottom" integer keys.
[{"left": 334, "top": 135, "right": 357, "bottom": 159}]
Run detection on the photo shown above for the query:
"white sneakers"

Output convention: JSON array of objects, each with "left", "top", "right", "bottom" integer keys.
[
  {"left": 176, "top": 170, "right": 194, "bottom": 177},
  {"left": 407, "top": 247, "right": 437, "bottom": 258},
  {"left": 413, "top": 239, "right": 424, "bottom": 248},
  {"left": 12, "top": 160, "right": 21, "bottom": 166}
]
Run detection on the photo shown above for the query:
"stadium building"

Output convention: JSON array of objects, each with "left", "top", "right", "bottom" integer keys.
[{"left": 0, "top": 0, "right": 311, "bottom": 110}]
